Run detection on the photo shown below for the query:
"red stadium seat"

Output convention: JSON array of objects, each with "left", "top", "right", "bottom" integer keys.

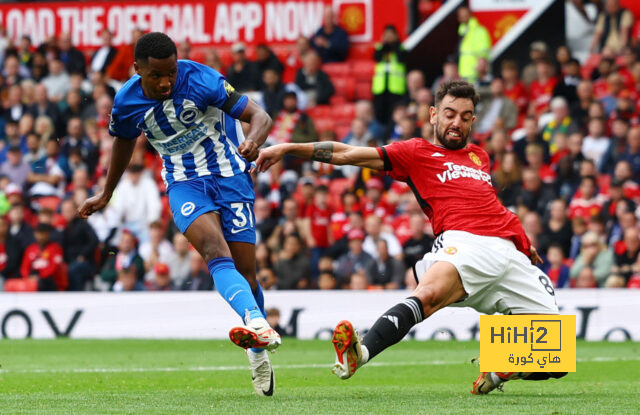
[
  {"left": 272, "top": 45, "right": 291, "bottom": 63},
  {"left": 350, "top": 60, "right": 376, "bottom": 81},
  {"left": 354, "top": 81, "right": 373, "bottom": 100},
  {"left": 581, "top": 53, "right": 601, "bottom": 80},
  {"left": 331, "top": 77, "right": 355, "bottom": 101},
  {"left": 336, "top": 124, "right": 352, "bottom": 140},
  {"left": 314, "top": 117, "right": 336, "bottom": 132},
  {"left": 348, "top": 44, "right": 374, "bottom": 60},
  {"left": 35, "top": 196, "right": 61, "bottom": 211},
  {"left": 4, "top": 278, "right": 38, "bottom": 292},
  {"left": 218, "top": 48, "right": 233, "bottom": 67},
  {"left": 329, "top": 95, "right": 347, "bottom": 105},
  {"left": 307, "top": 105, "right": 332, "bottom": 119},
  {"left": 323, "top": 62, "right": 351, "bottom": 78}
]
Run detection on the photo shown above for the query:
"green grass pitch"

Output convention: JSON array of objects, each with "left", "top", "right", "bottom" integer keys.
[{"left": 0, "top": 339, "right": 638, "bottom": 414}]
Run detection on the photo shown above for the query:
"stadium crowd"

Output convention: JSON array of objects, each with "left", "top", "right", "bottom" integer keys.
[{"left": 1, "top": 2, "right": 640, "bottom": 292}]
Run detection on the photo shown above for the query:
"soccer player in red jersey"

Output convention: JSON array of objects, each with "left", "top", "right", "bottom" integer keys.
[{"left": 256, "top": 80, "right": 567, "bottom": 394}]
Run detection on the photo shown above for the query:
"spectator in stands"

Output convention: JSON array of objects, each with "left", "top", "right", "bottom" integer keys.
[
  {"left": 317, "top": 270, "right": 337, "bottom": 290},
  {"left": 539, "top": 199, "right": 573, "bottom": 257},
  {"left": 582, "top": 117, "right": 610, "bottom": 171},
  {"left": 90, "top": 29, "right": 117, "bottom": 75},
  {"left": 517, "top": 167, "right": 556, "bottom": 217},
  {"left": 180, "top": 250, "right": 213, "bottom": 291},
  {"left": 257, "top": 267, "right": 277, "bottom": 291},
  {"left": 553, "top": 58, "right": 582, "bottom": 106},
  {"left": 526, "top": 143, "right": 556, "bottom": 184},
  {"left": 267, "top": 198, "right": 307, "bottom": 252},
  {"left": 15, "top": 35, "right": 33, "bottom": 70},
  {"left": 362, "top": 178, "right": 393, "bottom": 219},
  {"left": 617, "top": 126, "right": 640, "bottom": 176},
  {"left": 343, "top": 118, "right": 374, "bottom": 147},
  {"left": 166, "top": 232, "right": 191, "bottom": 287},
  {"left": 542, "top": 243, "right": 570, "bottom": 288},
  {"left": 542, "top": 97, "right": 579, "bottom": 156},
  {"left": 456, "top": 6, "right": 491, "bottom": 83},
  {"left": 348, "top": 270, "right": 368, "bottom": 290},
  {"left": 105, "top": 28, "right": 143, "bottom": 81},
  {"left": 57, "top": 33, "right": 86, "bottom": 77},
  {"left": 492, "top": 151, "right": 522, "bottom": 210},
  {"left": 283, "top": 35, "right": 311, "bottom": 84},
  {"left": 521, "top": 41, "right": 548, "bottom": 86},
  {"left": 110, "top": 164, "right": 162, "bottom": 243},
  {"left": 295, "top": 51, "right": 334, "bottom": 106},
  {"left": 569, "top": 175, "right": 605, "bottom": 221},
  {"left": 139, "top": 221, "right": 174, "bottom": 281},
  {"left": 500, "top": 60, "right": 528, "bottom": 116},
  {"left": 3, "top": 84, "right": 27, "bottom": 124},
  {"left": 335, "top": 228, "right": 373, "bottom": 285},
  {"left": 305, "top": 184, "right": 332, "bottom": 279},
  {"left": 431, "top": 55, "right": 459, "bottom": 96},
  {"left": 590, "top": 0, "right": 634, "bottom": 54},
  {"left": 570, "top": 80, "right": 595, "bottom": 131},
  {"left": 204, "top": 49, "right": 224, "bottom": 74},
  {"left": 60, "top": 117, "right": 98, "bottom": 173},
  {"left": 353, "top": 100, "right": 385, "bottom": 141},
  {"left": 274, "top": 233, "right": 310, "bottom": 289},
  {"left": 269, "top": 91, "right": 317, "bottom": 146},
  {"left": 372, "top": 24, "right": 407, "bottom": 125},
  {"left": 28, "top": 84, "right": 61, "bottom": 136},
  {"left": 0, "top": 146, "right": 30, "bottom": 188},
  {"left": 30, "top": 51, "right": 48, "bottom": 82},
  {"left": 557, "top": 132, "right": 586, "bottom": 197},
  {"left": 260, "top": 68, "right": 286, "bottom": 117},
  {"left": 61, "top": 198, "right": 98, "bottom": 291},
  {"left": 255, "top": 242, "right": 273, "bottom": 272},
  {"left": 254, "top": 198, "right": 277, "bottom": 243},
  {"left": 145, "top": 262, "right": 175, "bottom": 291},
  {"left": 570, "top": 230, "right": 614, "bottom": 287},
  {"left": 405, "top": 69, "right": 426, "bottom": 112},
  {"left": 600, "top": 72, "right": 625, "bottom": 116},
  {"left": 26, "top": 138, "right": 65, "bottom": 199},
  {"left": 226, "top": 42, "right": 261, "bottom": 92},
  {"left": 609, "top": 227, "right": 640, "bottom": 286},
  {"left": 2, "top": 55, "right": 24, "bottom": 88},
  {"left": 7, "top": 203, "right": 34, "bottom": 257},
  {"left": 112, "top": 265, "right": 145, "bottom": 292},
  {"left": 365, "top": 239, "right": 404, "bottom": 289},
  {"left": 311, "top": 6, "right": 349, "bottom": 63},
  {"left": 21, "top": 223, "right": 66, "bottom": 291},
  {"left": 528, "top": 57, "right": 558, "bottom": 117},
  {"left": 362, "top": 214, "right": 402, "bottom": 262},
  {"left": 256, "top": 43, "right": 284, "bottom": 79},
  {"left": 41, "top": 59, "right": 70, "bottom": 102},
  {"left": 100, "top": 229, "right": 144, "bottom": 287},
  {"left": 0, "top": 215, "right": 21, "bottom": 279},
  {"left": 513, "top": 117, "right": 550, "bottom": 166},
  {"left": 402, "top": 213, "right": 433, "bottom": 270},
  {"left": 475, "top": 78, "right": 518, "bottom": 135}
]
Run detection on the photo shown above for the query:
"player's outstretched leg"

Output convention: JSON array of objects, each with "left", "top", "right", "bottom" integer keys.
[
  {"left": 247, "top": 348, "right": 275, "bottom": 396},
  {"left": 331, "top": 296, "right": 425, "bottom": 379},
  {"left": 471, "top": 372, "right": 568, "bottom": 395}
]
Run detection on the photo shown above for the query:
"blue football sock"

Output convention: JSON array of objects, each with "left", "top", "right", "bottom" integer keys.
[
  {"left": 208, "top": 257, "right": 262, "bottom": 322},
  {"left": 250, "top": 282, "right": 267, "bottom": 354}
]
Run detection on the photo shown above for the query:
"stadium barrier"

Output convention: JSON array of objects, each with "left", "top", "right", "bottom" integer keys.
[{"left": 0, "top": 290, "right": 638, "bottom": 341}]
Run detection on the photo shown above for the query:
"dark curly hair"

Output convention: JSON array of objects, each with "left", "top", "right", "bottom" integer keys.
[
  {"left": 134, "top": 32, "right": 177, "bottom": 62},
  {"left": 435, "top": 80, "right": 479, "bottom": 109}
]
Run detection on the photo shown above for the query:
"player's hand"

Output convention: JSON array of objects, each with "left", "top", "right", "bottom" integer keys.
[
  {"left": 78, "top": 192, "right": 111, "bottom": 218},
  {"left": 238, "top": 139, "right": 260, "bottom": 162},
  {"left": 255, "top": 144, "right": 286, "bottom": 172},
  {"left": 529, "top": 246, "right": 543, "bottom": 266}
]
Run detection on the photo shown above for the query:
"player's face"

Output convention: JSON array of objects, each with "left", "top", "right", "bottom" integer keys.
[
  {"left": 430, "top": 95, "right": 475, "bottom": 150},
  {"left": 135, "top": 56, "right": 178, "bottom": 100}
]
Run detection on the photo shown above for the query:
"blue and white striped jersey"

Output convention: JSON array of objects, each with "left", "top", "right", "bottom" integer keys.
[{"left": 109, "top": 60, "right": 249, "bottom": 188}]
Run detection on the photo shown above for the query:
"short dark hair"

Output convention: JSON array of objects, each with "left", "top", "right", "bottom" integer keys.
[
  {"left": 135, "top": 32, "right": 177, "bottom": 62},
  {"left": 435, "top": 80, "right": 479, "bottom": 108}
]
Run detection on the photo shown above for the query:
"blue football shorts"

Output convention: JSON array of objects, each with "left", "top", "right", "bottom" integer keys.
[{"left": 168, "top": 172, "right": 256, "bottom": 244}]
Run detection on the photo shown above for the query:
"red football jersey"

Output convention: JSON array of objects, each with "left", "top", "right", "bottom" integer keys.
[{"left": 377, "top": 139, "right": 531, "bottom": 255}]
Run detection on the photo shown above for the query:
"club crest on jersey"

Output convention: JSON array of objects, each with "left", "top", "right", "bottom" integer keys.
[
  {"left": 179, "top": 107, "right": 200, "bottom": 124},
  {"left": 444, "top": 246, "right": 458, "bottom": 255},
  {"left": 469, "top": 152, "right": 482, "bottom": 166},
  {"left": 181, "top": 202, "right": 195, "bottom": 216}
]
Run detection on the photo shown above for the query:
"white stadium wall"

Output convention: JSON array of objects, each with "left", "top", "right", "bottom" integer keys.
[{"left": 0, "top": 290, "right": 638, "bottom": 341}]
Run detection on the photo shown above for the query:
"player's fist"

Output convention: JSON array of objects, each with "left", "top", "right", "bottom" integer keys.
[
  {"left": 255, "top": 144, "right": 286, "bottom": 172},
  {"left": 78, "top": 192, "right": 111, "bottom": 218},
  {"left": 238, "top": 139, "right": 260, "bottom": 162}
]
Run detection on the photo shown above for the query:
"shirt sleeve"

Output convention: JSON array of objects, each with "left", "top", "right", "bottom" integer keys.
[
  {"left": 109, "top": 103, "right": 141, "bottom": 140},
  {"left": 376, "top": 139, "right": 417, "bottom": 181},
  {"left": 196, "top": 64, "right": 248, "bottom": 119}
]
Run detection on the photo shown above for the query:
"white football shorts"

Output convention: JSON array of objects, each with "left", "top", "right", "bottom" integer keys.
[{"left": 413, "top": 230, "right": 558, "bottom": 315}]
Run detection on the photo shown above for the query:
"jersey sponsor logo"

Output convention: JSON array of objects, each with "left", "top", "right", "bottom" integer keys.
[
  {"left": 444, "top": 246, "right": 458, "bottom": 255},
  {"left": 181, "top": 202, "right": 196, "bottom": 216},
  {"left": 157, "top": 123, "right": 208, "bottom": 154},
  {"left": 431, "top": 152, "right": 445, "bottom": 157},
  {"left": 436, "top": 162, "right": 491, "bottom": 184},
  {"left": 468, "top": 152, "right": 482, "bottom": 166}
]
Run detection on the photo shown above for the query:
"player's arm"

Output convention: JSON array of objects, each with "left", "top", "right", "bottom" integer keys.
[
  {"left": 236, "top": 99, "right": 273, "bottom": 162},
  {"left": 78, "top": 137, "right": 137, "bottom": 218},
  {"left": 256, "top": 141, "right": 384, "bottom": 172}
]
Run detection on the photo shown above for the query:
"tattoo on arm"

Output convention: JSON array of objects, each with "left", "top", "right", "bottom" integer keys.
[{"left": 312, "top": 142, "right": 333, "bottom": 163}]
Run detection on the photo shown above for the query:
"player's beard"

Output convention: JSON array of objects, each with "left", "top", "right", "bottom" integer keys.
[{"left": 434, "top": 121, "right": 470, "bottom": 150}]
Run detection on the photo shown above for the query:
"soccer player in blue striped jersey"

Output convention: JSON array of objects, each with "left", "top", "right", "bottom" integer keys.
[{"left": 78, "top": 32, "right": 280, "bottom": 396}]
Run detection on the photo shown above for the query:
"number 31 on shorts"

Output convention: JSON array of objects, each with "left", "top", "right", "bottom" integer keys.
[{"left": 230, "top": 202, "right": 254, "bottom": 228}]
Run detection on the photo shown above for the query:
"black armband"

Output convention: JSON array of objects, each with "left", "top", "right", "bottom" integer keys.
[{"left": 221, "top": 91, "right": 244, "bottom": 115}]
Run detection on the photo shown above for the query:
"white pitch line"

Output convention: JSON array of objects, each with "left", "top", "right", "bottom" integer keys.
[{"left": 0, "top": 357, "right": 638, "bottom": 375}]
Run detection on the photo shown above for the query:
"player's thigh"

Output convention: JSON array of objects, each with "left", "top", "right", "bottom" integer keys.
[
  {"left": 411, "top": 260, "right": 467, "bottom": 317},
  {"left": 183, "top": 211, "right": 232, "bottom": 262},
  {"left": 499, "top": 250, "right": 559, "bottom": 315}
]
